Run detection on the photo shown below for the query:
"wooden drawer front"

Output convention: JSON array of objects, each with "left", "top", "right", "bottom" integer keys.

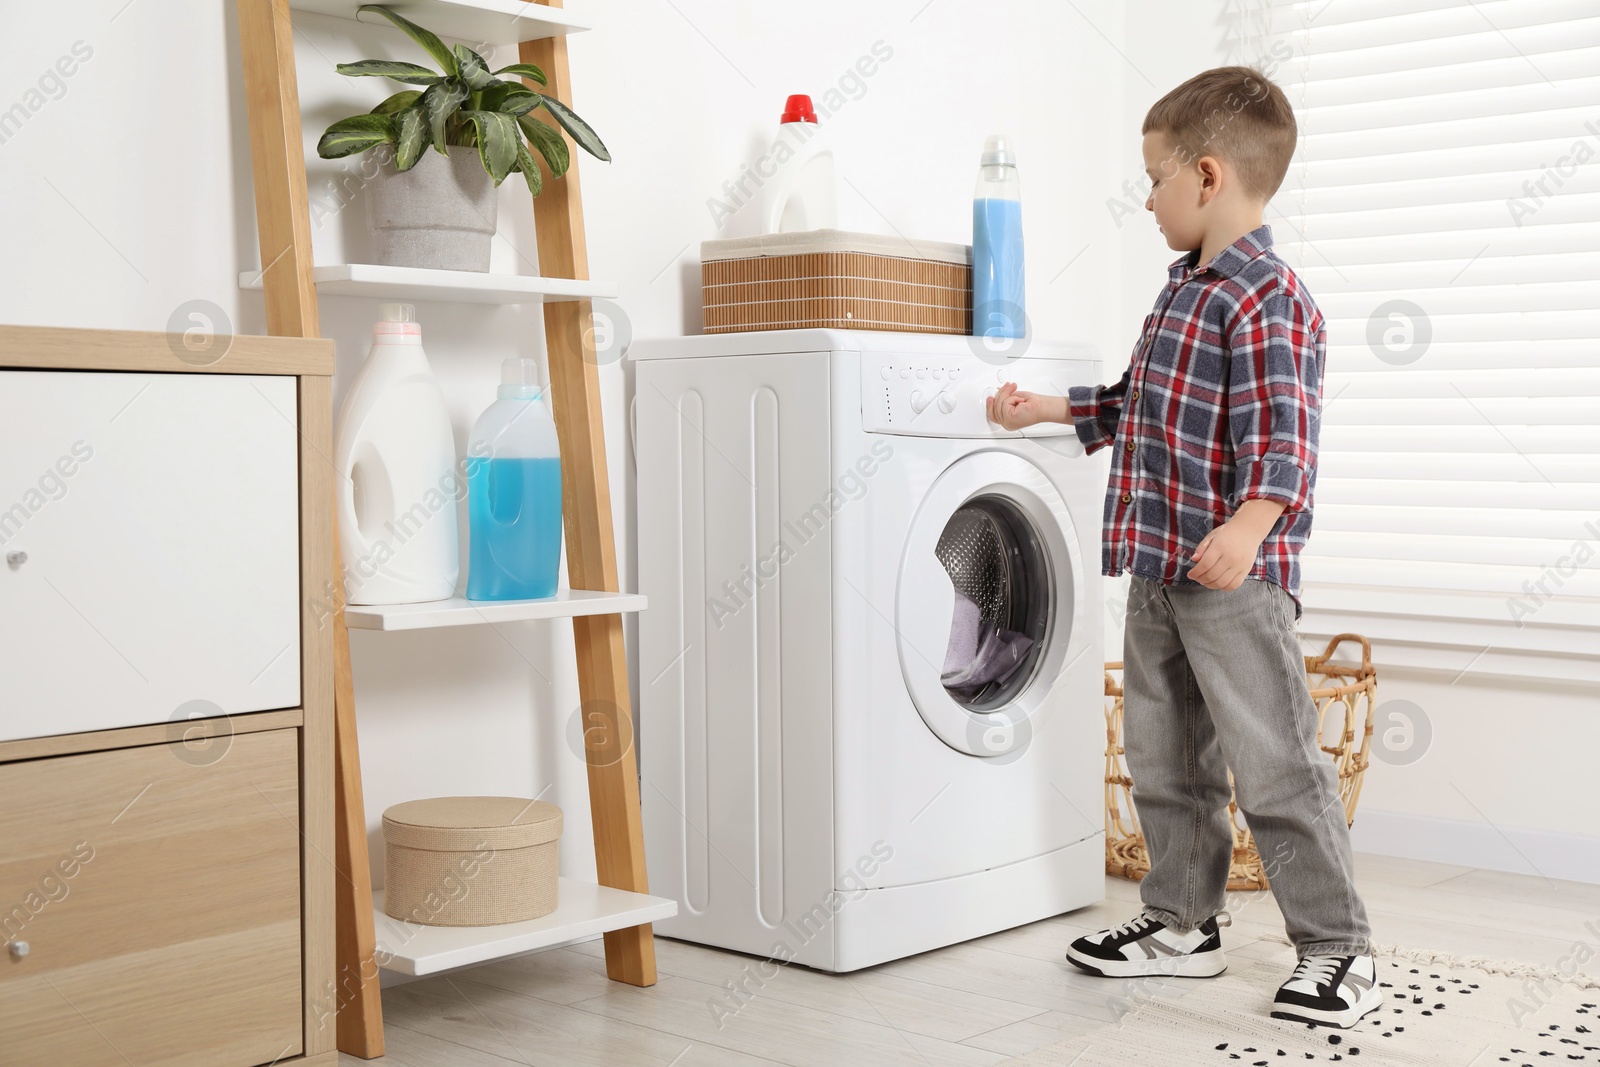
[
  {"left": 0, "top": 728, "right": 303, "bottom": 1066},
  {"left": 0, "top": 370, "right": 302, "bottom": 744}
]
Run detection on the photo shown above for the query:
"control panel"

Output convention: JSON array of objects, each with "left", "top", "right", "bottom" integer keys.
[{"left": 860, "top": 350, "right": 1096, "bottom": 441}]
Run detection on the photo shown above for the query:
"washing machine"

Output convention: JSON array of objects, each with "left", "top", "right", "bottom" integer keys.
[{"left": 630, "top": 328, "right": 1106, "bottom": 972}]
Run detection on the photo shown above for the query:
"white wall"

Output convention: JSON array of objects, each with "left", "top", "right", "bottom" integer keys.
[
  {"left": 0, "top": 0, "right": 1592, "bottom": 899},
  {"left": 0, "top": 0, "right": 1125, "bottom": 893}
]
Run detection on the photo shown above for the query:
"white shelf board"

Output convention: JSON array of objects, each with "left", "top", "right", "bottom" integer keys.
[
  {"left": 373, "top": 879, "right": 677, "bottom": 976},
  {"left": 290, "top": 0, "right": 590, "bottom": 43},
  {"left": 344, "top": 589, "right": 645, "bottom": 631},
  {"left": 241, "top": 264, "right": 616, "bottom": 305}
]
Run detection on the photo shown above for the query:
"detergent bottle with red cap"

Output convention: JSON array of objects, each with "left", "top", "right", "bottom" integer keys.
[{"left": 761, "top": 93, "right": 837, "bottom": 233}]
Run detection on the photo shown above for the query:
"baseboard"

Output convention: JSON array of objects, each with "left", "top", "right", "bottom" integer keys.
[{"left": 1351, "top": 808, "right": 1600, "bottom": 887}]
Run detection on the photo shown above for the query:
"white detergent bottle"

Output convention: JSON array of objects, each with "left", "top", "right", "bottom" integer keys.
[
  {"left": 333, "top": 303, "right": 460, "bottom": 605},
  {"left": 761, "top": 94, "right": 837, "bottom": 233}
]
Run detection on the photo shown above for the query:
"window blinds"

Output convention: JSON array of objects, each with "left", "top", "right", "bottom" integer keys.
[{"left": 1229, "top": 0, "right": 1599, "bottom": 675}]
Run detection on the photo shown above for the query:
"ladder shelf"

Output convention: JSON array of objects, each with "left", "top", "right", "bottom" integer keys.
[{"left": 236, "top": 0, "right": 662, "bottom": 1057}]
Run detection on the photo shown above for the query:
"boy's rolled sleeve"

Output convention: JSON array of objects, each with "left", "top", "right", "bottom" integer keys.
[
  {"left": 1225, "top": 283, "right": 1323, "bottom": 514},
  {"left": 1067, "top": 363, "right": 1132, "bottom": 454}
]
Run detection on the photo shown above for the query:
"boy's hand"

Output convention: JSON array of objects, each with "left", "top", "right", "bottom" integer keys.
[
  {"left": 986, "top": 382, "right": 1064, "bottom": 431},
  {"left": 1188, "top": 499, "right": 1286, "bottom": 590}
]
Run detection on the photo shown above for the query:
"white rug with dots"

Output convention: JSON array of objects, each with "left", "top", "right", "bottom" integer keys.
[{"left": 1004, "top": 938, "right": 1600, "bottom": 1066}]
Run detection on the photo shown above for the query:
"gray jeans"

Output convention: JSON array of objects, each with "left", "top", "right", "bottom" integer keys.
[{"left": 1121, "top": 575, "right": 1373, "bottom": 959}]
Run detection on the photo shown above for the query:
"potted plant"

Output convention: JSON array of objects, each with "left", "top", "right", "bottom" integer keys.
[{"left": 316, "top": 4, "right": 610, "bottom": 272}]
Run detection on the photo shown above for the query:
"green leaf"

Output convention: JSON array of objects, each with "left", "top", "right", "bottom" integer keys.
[
  {"left": 356, "top": 5, "right": 458, "bottom": 76},
  {"left": 371, "top": 89, "right": 423, "bottom": 115},
  {"left": 316, "top": 113, "right": 395, "bottom": 159},
  {"left": 420, "top": 79, "right": 470, "bottom": 154},
  {"left": 393, "top": 106, "right": 427, "bottom": 170},
  {"left": 535, "top": 96, "right": 610, "bottom": 162},
  {"left": 498, "top": 86, "right": 542, "bottom": 116},
  {"left": 462, "top": 110, "right": 519, "bottom": 183},
  {"left": 451, "top": 44, "right": 496, "bottom": 90},
  {"left": 512, "top": 138, "right": 543, "bottom": 198},
  {"left": 477, "top": 81, "right": 510, "bottom": 111},
  {"left": 480, "top": 81, "right": 539, "bottom": 115},
  {"left": 334, "top": 60, "right": 441, "bottom": 84},
  {"left": 491, "top": 62, "right": 547, "bottom": 86},
  {"left": 517, "top": 113, "right": 569, "bottom": 178}
]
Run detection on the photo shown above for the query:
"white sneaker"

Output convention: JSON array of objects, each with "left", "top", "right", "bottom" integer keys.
[
  {"left": 1270, "top": 952, "right": 1384, "bottom": 1028},
  {"left": 1065, "top": 909, "right": 1231, "bottom": 978}
]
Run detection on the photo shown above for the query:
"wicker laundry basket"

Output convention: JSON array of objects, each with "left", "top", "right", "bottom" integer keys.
[
  {"left": 382, "top": 796, "right": 562, "bottom": 926},
  {"left": 700, "top": 228, "right": 971, "bottom": 335},
  {"left": 1104, "top": 633, "right": 1377, "bottom": 891}
]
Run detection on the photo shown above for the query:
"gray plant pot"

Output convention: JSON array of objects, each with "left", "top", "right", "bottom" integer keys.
[{"left": 366, "top": 144, "right": 497, "bottom": 272}]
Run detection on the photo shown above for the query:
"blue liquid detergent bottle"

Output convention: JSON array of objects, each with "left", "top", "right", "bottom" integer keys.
[
  {"left": 465, "top": 358, "right": 564, "bottom": 601},
  {"left": 972, "top": 133, "right": 1025, "bottom": 339}
]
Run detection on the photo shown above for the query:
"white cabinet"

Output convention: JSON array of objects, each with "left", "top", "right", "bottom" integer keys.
[{"left": 0, "top": 370, "right": 302, "bottom": 742}]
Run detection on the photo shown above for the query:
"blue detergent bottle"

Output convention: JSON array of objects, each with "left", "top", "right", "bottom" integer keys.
[
  {"left": 465, "top": 358, "right": 564, "bottom": 601},
  {"left": 972, "top": 133, "right": 1025, "bottom": 338}
]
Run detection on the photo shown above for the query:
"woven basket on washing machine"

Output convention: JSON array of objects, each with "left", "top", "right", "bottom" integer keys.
[
  {"left": 700, "top": 229, "right": 973, "bottom": 335},
  {"left": 1103, "top": 633, "right": 1377, "bottom": 892}
]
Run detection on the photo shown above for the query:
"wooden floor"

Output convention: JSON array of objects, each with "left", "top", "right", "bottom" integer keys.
[{"left": 340, "top": 853, "right": 1600, "bottom": 1066}]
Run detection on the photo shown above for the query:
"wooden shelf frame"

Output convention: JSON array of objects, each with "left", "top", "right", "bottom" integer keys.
[{"left": 235, "top": 0, "right": 660, "bottom": 1058}]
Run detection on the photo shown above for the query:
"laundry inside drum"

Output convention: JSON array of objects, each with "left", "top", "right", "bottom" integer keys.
[{"left": 935, "top": 495, "right": 1052, "bottom": 712}]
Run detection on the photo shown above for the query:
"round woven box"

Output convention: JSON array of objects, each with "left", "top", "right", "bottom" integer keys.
[{"left": 382, "top": 796, "right": 562, "bottom": 927}]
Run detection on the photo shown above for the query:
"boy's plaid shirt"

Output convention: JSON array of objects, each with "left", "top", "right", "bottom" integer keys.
[{"left": 1066, "top": 223, "right": 1326, "bottom": 621}]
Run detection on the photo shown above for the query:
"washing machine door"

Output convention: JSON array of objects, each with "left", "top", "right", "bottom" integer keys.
[{"left": 896, "top": 450, "right": 1089, "bottom": 757}]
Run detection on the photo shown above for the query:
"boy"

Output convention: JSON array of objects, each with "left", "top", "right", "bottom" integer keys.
[{"left": 986, "top": 66, "right": 1380, "bottom": 1029}]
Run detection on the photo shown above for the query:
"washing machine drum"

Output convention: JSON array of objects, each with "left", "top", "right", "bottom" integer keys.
[
  {"left": 896, "top": 451, "right": 1083, "bottom": 757},
  {"left": 935, "top": 498, "right": 1049, "bottom": 709}
]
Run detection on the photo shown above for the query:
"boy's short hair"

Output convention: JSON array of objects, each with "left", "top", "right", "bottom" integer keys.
[{"left": 1142, "top": 65, "right": 1297, "bottom": 203}]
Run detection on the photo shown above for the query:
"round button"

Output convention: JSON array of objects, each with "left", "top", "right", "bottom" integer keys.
[
  {"left": 880, "top": 366, "right": 892, "bottom": 380},
  {"left": 1120, "top": 492, "right": 1132, "bottom": 503},
  {"left": 900, "top": 368, "right": 910, "bottom": 379},
  {"left": 1131, "top": 389, "right": 1140, "bottom": 400},
  {"left": 937, "top": 392, "right": 956, "bottom": 414},
  {"left": 916, "top": 368, "right": 928, "bottom": 380},
  {"left": 933, "top": 368, "right": 945, "bottom": 380},
  {"left": 1125, "top": 441, "right": 1135, "bottom": 452}
]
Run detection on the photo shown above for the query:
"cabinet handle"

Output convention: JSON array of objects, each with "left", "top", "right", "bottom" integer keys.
[
  {"left": 5, "top": 550, "right": 24, "bottom": 568},
  {"left": 8, "top": 940, "right": 27, "bottom": 959}
]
